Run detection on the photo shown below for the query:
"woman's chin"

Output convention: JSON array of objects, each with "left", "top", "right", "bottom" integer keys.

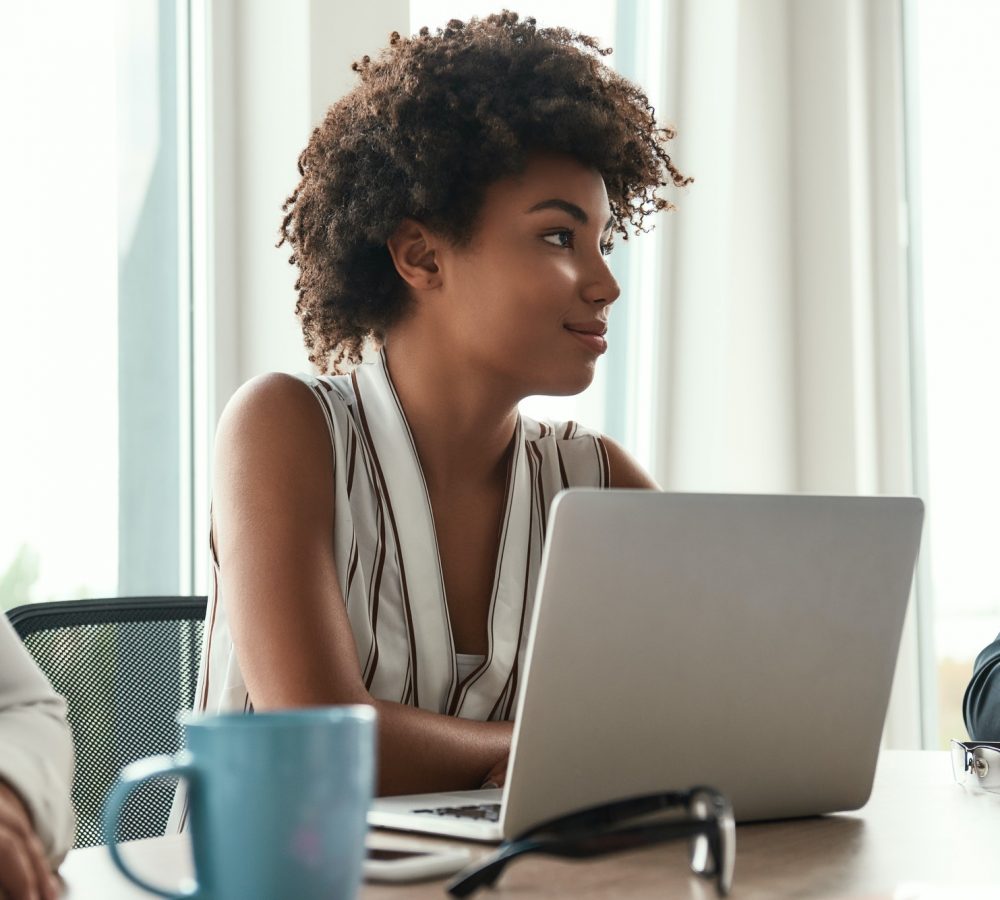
[{"left": 531, "top": 366, "right": 597, "bottom": 398}]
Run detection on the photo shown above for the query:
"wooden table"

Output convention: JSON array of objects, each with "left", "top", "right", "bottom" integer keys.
[{"left": 59, "top": 751, "right": 1000, "bottom": 898}]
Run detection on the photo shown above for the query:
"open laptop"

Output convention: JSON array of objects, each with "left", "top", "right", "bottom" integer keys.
[{"left": 368, "top": 490, "right": 924, "bottom": 841}]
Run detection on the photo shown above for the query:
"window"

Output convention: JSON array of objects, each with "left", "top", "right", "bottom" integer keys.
[
  {"left": 0, "top": 1, "right": 197, "bottom": 609},
  {"left": 903, "top": 0, "right": 1000, "bottom": 746}
]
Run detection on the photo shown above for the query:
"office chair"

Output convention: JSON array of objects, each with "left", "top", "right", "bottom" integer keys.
[{"left": 6, "top": 596, "right": 207, "bottom": 848}]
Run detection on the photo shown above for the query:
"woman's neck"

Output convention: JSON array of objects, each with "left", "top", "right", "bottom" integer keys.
[{"left": 381, "top": 335, "right": 519, "bottom": 494}]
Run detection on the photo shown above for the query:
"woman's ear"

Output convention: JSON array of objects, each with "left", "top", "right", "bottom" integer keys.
[{"left": 386, "top": 219, "right": 442, "bottom": 292}]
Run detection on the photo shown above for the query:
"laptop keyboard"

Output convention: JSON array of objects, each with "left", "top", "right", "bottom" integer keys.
[{"left": 412, "top": 803, "right": 501, "bottom": 822}]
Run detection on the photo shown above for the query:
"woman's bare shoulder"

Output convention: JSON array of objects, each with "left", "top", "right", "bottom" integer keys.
[
  {"left": 221, "top": 371, "right": 321, "bottom": 424},
  {"left": 214, "top": 372, "right": 334, "bottom": 497},
  {"left": 218, "top": 372, "right": 328, "bottom": 446},
  {"left": 600, "top": 434, "right": 661, "bottom": 490}
]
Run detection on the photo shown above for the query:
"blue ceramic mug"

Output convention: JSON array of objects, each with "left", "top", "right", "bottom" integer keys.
[{"left": 103, "top": 705, "right": 376, "bottom": 899}]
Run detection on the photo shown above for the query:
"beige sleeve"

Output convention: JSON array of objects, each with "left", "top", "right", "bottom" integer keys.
[{"left": 0, "top": 614, "right": 76, "bottom": 865}]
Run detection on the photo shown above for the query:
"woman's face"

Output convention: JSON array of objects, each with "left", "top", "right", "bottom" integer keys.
[{"left": 431, "top": 152, "right": 621, "bottom": 399}]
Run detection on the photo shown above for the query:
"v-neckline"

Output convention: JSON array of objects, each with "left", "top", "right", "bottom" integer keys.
[{"left": 354, "top": 351, "right": 530, "bottom": 715}]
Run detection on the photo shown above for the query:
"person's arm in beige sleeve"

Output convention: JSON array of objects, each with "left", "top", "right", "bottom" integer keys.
[{"left": 0, "top": 613, "right": 75, "bottom": 899}]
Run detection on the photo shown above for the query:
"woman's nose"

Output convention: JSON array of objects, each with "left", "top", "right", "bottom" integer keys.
[{"left": 582, "top": 256, "right": 621, "bottom": 306}]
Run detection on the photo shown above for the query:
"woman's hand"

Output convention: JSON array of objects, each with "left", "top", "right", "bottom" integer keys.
[
  {"left": 481, "top": 752, "right": 509, "bottom": 789},
  {"left": 0, "top": 780, "right": 59, "bottom": 900}
]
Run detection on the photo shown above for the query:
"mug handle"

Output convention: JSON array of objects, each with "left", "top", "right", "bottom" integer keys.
[{"left": 103, "top": 752, "right": 200, "bottom": 899}]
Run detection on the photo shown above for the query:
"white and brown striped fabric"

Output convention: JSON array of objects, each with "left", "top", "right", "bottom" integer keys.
[{"left": 194, "top": 350, "right": 610, "bottom": 723}]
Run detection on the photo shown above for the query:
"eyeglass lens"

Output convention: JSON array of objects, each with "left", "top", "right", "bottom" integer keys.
[
  {"left": 951, "top": 740, "right": 971, "bottom": 783},
  {"left": 950, "top": 740, "right": 1000, "bottom": 794}
]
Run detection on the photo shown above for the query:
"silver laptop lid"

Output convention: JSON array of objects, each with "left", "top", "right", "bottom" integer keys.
[{"left": 499, "top": 490, "right": 924, "bottom": 836}]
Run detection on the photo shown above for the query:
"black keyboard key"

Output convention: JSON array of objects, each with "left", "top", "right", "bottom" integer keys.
[{"left": 413, "top": 803, "right": 501, "bottom": 822}]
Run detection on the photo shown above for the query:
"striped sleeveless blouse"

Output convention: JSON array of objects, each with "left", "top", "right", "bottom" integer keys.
[{"left": 192, "top": 350, "right": 611, "bottom": 723}]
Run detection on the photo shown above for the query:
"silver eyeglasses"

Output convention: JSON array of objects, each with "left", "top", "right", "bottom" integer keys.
[{"left": 950, "top": 739, "right": 1000, "bottom": 794}]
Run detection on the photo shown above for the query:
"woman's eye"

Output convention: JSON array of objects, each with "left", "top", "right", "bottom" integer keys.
[
  {"left": 542, "top": 230, "right": 574, "bottom": 249},
  {"left": 542, "top": 230, "right": 613, "bottom": 255}
]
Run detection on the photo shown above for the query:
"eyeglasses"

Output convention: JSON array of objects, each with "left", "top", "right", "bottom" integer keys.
[
  {"left": 951, "top": 739, "right": 1000, "bottom": 794},
  {"left": 446, "top": 786, "right": 735, "bottom": 897}
]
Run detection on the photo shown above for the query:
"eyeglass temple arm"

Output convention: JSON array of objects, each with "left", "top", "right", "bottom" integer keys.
[{"left": 447, "top": 840, "right": 544, "bottom": 897}]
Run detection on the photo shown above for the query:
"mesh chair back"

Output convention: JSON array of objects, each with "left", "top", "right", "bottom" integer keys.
[{"left": 7, "top": 596, "right": 206, "bottom": 848}]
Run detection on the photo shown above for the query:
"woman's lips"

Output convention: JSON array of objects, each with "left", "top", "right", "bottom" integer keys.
[{"left": 564, "top": 326, "right": 608, "bottom": 355}]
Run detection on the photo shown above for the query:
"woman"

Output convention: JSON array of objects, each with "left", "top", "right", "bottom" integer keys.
[{"left": 185, "top": 11, "right": 689, "bottom": 805}]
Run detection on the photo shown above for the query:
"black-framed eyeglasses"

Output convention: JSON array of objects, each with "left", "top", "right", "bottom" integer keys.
[
  {"left": 951, "top": 739, "right": 1000, "bottom": 794},
  {"left": 446, "top": 786, "right": 735, "bottom": 897}
]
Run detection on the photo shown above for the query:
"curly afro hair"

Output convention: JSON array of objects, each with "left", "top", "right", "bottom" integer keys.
[{"left": 279, "top": 10, "right": 691, "bottom": 373}]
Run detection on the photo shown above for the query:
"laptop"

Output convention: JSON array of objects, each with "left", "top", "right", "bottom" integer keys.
[{"left": 368, "top": 489, "right": 924, "bottom": 841}]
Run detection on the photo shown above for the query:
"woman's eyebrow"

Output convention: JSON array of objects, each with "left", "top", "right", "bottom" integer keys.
[{"left": 526, "top": 198, "right": 614, "bottom": 232}]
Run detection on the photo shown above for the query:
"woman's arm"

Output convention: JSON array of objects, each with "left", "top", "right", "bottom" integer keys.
[{"left": 213, "top": 374, "right": 510, "bottom": 795}]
